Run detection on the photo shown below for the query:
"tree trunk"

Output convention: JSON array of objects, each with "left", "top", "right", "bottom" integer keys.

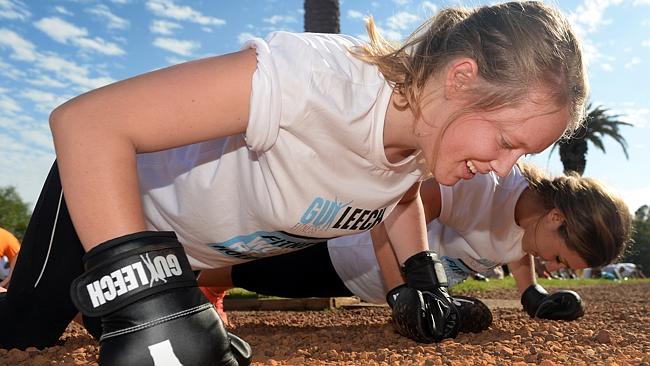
[
  {"left": 559, "top": 138, "right": 588, "bottom": 175},
  {"left": 304, "top": 0, "right": 340, "bottom": 34}
]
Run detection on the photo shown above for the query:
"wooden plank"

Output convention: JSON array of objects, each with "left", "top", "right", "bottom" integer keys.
[{"left": 224, "top": 296, "right": 361, "bottom": 311}]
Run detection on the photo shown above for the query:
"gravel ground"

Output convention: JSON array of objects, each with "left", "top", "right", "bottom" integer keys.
[{"left": 1, "top": 282, "right": 648, "bottom": 365}]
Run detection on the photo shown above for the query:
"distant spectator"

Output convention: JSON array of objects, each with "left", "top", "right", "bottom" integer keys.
[
  {"left": 0, "top": 228, "right": 20, "bottom": 281},
  {"left": 602, "top": 263, "right": 645, "bottom": 280}
]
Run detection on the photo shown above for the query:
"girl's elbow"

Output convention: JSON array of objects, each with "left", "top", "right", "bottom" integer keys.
[
  {"left": 49, "top": 101, "right": 71, "bottom": 137},
  {"left": 49, "top": 99, "right": 86, "bottom": 140}
]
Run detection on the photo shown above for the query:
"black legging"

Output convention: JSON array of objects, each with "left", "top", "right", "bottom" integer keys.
[
  {"left": 0, "top": 162, "right": 102, "bottom": 349},
  {"left": 232, "top": 242, "right": 353, "bottom": 298}
]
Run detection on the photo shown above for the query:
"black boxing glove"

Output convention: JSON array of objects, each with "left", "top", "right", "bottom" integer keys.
[
  {"left": 70, "top": 231, "right": 251, "bottom": 366},
  {"left": 386, "top": 284, "right": 436, "bottom": 343},
  {"left": 386, "top": 286, "right": 491, "bottom": 341},
  {"left": 451, "top": 296, "right": 493, "bottom": 333},
  {"left": 398, "top": 251, "right": 460, "bottom": 342},
  {"left": 521, "top": 284, "right": 585, "bottom": 321}
]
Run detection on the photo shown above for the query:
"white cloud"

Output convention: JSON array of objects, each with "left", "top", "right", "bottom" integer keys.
[
  {"left": 146, "top": 0, "right": 226, "bottom": 27},
  {"left": 569, "top": 0, "right": 622, "bottom": 34},
  {"left": 633, "top": 0, "right": 650, "bottom": 4},
  {"left": 0, "top": 0, "right": 30, "bottom": 21},
  {"left": 238, "top": 32, "right": 256, "bottom": 44},
  {"left": 87, "top": 4, "right": 130, "bottom": 30},
  {"left": 420, "top": 1, "right": 438, "bottom": 14},
  {"left": 566, "top": 0, "right": 626, "bottom": 67},
  {"left": 387, "top": 11, "right": 419, "bottom": 30},
  {"left": 0, "top": 93, "right": 21, "bottom": 114},
  {"left": 0, "top": 28, "right": 37, "bottom": 61},
  {"left": 1, "top": 36, "right": 113, "bottom": 92},
  {"left": 54, "top": 6, "right": 73, "bottom": 16},
  {"left": 75, "top": 37, "right": 125, "bottom": 56},
  {"left": 37, "top": 54, "right": 115, "bottom": 91},
  {"left": 643, "top": 40, "right": 650, "bottom": 47},
  {"left": 20, "top": 89, "right": 68, "bottom": 113},
  {"left": 19, "top": 125, "right": 54, "bottom": 150},
  {"left": 150, "top": 19, "right": 182, "bottom": 35},
  {"left": 620, "top": 106, "right": 649, "bottom": 129},
  {"left": 0, "top": 115, "right": 20, "bottom": 129},
  {"left": 576, "top": 36, "right": 601, "bottom": 67},
  {"left": 392, "top": 0, "right": 410, "bottom": 5},
  {"left": 27, "top": 74, "right": 67, "bottom": 88},
  {"left": 624, "top": 57, "right": 642, "bottom": 69},
  {"left": 164, "top": 55, "right": 189, "bottom": 65},
  {"left": 0, "top": 57, "right": 26, "bottom": 79},
  {"left": 34, "top": 16, "right": 87, "bottom": 43},
  {"left": 0, "top": 141, "right": 54, "bottom": 208},
  {"left": 153, "top": 37, "right": 200, "bottom": 56},
  {"left": 347, "top": 10, "right": 364, "bottom": 20},
  {"left": 375, "top": 24, "right": 402, "bottom": 41},
  {"left": 600, "top": 63, "right": 613, "bottom": 71},
  {"left": 263, "top": 15, "right": 297, "bottom": 25},
  {"left": 111, "top": 0, "right": 130, "bottom": 4},
  {"left": 34, "top": 17, "right": 125, "bottom": 56}
]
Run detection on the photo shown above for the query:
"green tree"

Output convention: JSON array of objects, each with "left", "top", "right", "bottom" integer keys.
[
  {"left": 551, "top": 103, "right": 632, "bottom": 175},
  {"left": 621, "top": 205, "right": 650, "bottom": 276},
  {"left": 304, "top": 0, "right": 340, "bottom": 34},
  {"left": 0, "top": 186, "right": 32, "bottom": 241}
]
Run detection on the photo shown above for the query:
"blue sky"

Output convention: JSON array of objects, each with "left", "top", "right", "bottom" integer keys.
[{"left": 0, "top": 0, "right": 649, "bottom": 213}]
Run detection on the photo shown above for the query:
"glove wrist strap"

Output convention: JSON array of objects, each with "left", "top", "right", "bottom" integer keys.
[
  {"left": 402, "top": 251, "right": 448, "bottom": 291},
  {"left": 70, "top": 231, "right": 197, "bottom": 317}
]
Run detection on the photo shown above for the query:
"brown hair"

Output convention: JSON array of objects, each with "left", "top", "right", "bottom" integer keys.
[
  {"left": 353, "top": 1, "right": 588, "bottom": 138},
  {"left": 518, "top": 162, "right": 632, "bottom": 267}
]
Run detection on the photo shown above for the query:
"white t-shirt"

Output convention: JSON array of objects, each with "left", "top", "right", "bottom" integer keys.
[
  {"left": 136, "top": 32, "right": 428, "bottom": 269},
  {"left": 328, "top": 166, "right": 528, "bottom": 303}
]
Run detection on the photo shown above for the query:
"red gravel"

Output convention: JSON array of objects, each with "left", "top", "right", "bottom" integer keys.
[{"left": 1, "top": 283, "right": 648, "bottom": 365}]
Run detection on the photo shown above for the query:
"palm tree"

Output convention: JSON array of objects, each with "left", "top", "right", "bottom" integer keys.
[
  {"left": 304, "top": 0, "right": 340, "bottom": 34},
  {"left": 551, "top": 103, "right": 631, "bottom": 175}
]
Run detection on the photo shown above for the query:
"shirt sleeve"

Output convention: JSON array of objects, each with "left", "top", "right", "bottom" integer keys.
[
  {"left": 242, "top": 35, "right": 283, "bottom": 152},
  {"left": 241, "top": 32, "right": 368, "bottom": 153}
]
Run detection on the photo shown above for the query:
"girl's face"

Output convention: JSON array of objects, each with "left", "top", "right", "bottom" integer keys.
[
  {"left": 418, "top": 96, "right": 570, "bottom": 187},
  {"left": 522, "top": 209, "right": 589, "bottom": 271}
]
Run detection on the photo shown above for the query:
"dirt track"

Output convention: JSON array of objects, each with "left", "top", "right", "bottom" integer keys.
[{"left": 1, "top": 283, "right": 648, "bottom": 365}]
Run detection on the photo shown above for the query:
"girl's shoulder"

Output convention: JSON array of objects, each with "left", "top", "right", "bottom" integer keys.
[{"left": 247, "top": 31, "right": 376, "bottom": 81}]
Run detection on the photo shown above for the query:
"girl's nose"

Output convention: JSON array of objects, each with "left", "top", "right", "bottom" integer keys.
[{"left": 490, "top": 151, "right": 522, "bottom": 177}]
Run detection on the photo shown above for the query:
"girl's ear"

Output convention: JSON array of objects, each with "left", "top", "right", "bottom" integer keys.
[
  {"left": 546, "top": 208, "right": 565, "bottom": 230},
  {"left": 444, "top": 57, "right": 479, "bottom": 99}
]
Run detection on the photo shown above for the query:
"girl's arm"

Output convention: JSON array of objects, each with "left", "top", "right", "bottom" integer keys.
[
  {"left": 508, "top": 254, "right": 536, "bottom": 295},
  {"left": 371, "top": 178, "right": 443, "bottom": 292},
  {"left": 370, "top": 223, "right": 404, "bottom": 293},
  {"left": 50, "top": 49, "right": 258, "bottom": 249},
  {"left": 382, "top": 182, "right": 428, "bottom": 264}
]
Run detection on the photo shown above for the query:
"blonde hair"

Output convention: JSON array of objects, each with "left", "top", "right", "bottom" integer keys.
[
  {"left": 353, "top": 1, "right": 588, "bottom": 138},
  {"left": 518, "top": 162, "right": 632, "bottom": 267}
]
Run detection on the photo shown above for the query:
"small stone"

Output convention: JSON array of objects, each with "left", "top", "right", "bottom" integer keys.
[
  {"left": 539, "top": 360, "right": 557, "bottom": 366},
  {"left": 595, "top": 329, "right": 613, "bottom": 344}
]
